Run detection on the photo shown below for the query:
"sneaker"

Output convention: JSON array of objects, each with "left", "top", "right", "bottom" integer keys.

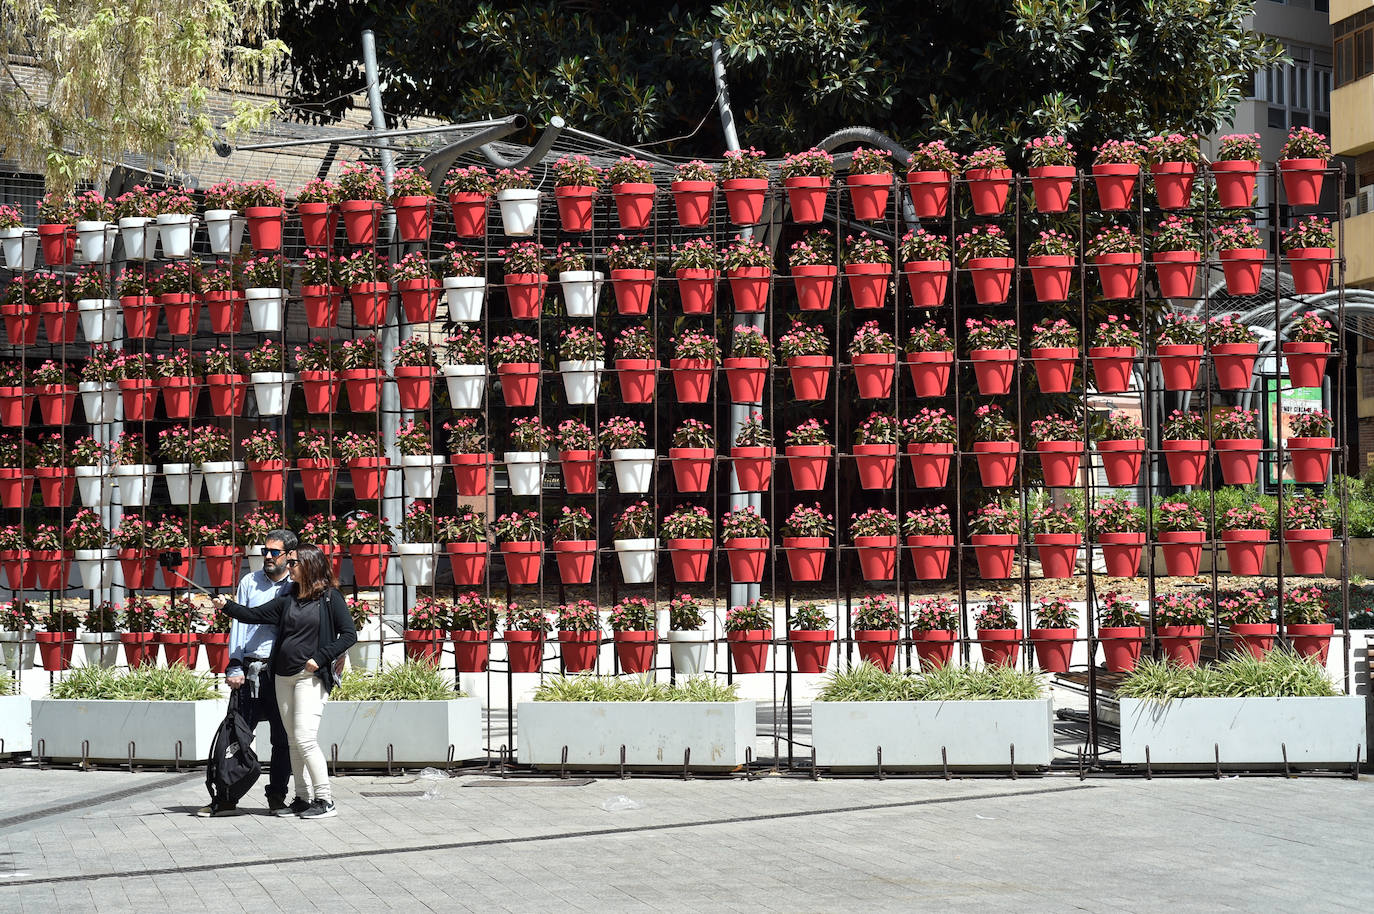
[
  {"left": 274, "top": 797, "right": 312, "bottom": 817},
  {"left": 299, "top": 799, "right": 337, "bottom": 820},
  {"left": 266, "top": 794, "right": 288, "bottom": 812},
  {"left": 195, "top": 802, "right": 238, "bottom": 818}
]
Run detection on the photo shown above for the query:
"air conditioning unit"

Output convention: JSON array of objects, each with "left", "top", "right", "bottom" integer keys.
[{"left": 1349, "top": 185, "right": 1374, "bottom": 217}]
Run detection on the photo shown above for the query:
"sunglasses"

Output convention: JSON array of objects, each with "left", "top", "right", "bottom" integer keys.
[{"left": 264, "top": 548, "right": 285, "bottom": 558}]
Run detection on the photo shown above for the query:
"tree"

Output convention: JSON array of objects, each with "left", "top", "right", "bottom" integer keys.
[
  {"left": 0, "top": 0, "right": 289, "bottom": 191},
  {"left": 278, "top": 0, "right": 1281, "bottom": 160}
]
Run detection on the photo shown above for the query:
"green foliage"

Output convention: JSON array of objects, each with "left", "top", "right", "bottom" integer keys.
[
  {"left": 331, "top": 661, "right": 463, "bottom": 701},
  {"left": 50, "top": 665, "right": 220, "bottom": 701},
  {"left": 532, "top": 674, "right": 740, "bottom": 702},
  {"left": 815, "top": 662, "right": 1044, "bottom": 701},
  {"left": 1117, "top": 650, "right": 1338, "bottom": 702},
  {"left": 0, "top": 669, "right": 13, "bottom": 696}
]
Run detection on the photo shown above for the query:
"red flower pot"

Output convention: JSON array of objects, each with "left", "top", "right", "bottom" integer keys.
[
  {"left": 340, "top": 199, "right": 383, "bottom": 245},
  {"left": 668, "top": 539, "right": 712, "bottom": 583},
  {"left": 1150, "top": 162, "right": 1197, "bottom": 209},
  {"left": 0, "top": 469, "right": 31, "bottom": 510},
  {"left": 908, "top": 535, "right": 952, "bottom": 580},
  {"left": 906, "top": 170, "right": 951, "bottom": 217},
  {"left": 852, "top": 352, "right": 896, "bottom": 399},
  {"left": 201, "top": 546, "right": 242, "bottom": 588},
  {"left": 906, "top": 442, "right": 952, "bottom": 488},
  {"left": 1278, "top": 158, "right": 1326, "bottom": 207},
  {"left": 1286, "top": 529, "right": 1332, "bottom": 576},
  {"left": 202, "top": 632, "right": 232, "bottom": 673},
  {"left": 120, "top": 632, "right": 157, "bottom": 668},
  {"left": 1030, "top": 346, "right": 1077, "bottom": 393},
  {"left": 610, "top": 268, "right": 653, "bottom": 315},
  {"left": 1028, "top": 165, "right": 1076, "bottom": 213},
  {"left": 448, "top": 193, "right": 488, "bottom": 238},
  {"left": 403, "top": 629, "right": 443, "bottom": 663},
  {"left": 1159, "top": 530, "right": 1206, "bottom": 577},
  {"left": 451, "top": 630, "right": 491, "bottom": 672},
  {"left": 496, "top": 362, "right": 540, "bottom": 407},
  {"left": 784, "top": 445, "right": 830, "bottom": 491},
  {"left": 1215, "top": 438, "right": 1261, "bottom": 485},
  {"left": 158, "top": 632, "right": 201, "bottom": 668},
  {"left": 1099, "top": 625, "right": 1145, "bottom": 673},
  {"left": 393, "top": 196, "right": 433, "bottom": 242},
  {"left": 500, "top": 541, "right": 543, "bottom": 585},
  {"left": 1287, "top": 436, "right": 1334, "bottom": 483},
  {"left": 1219, "top": 248, "right": 1266, "bottom": 295},
  {"left": 723, "top": 357, "right": 768, "bottom": 403},
  {"left": 1152, "top": 251, "right": 1201, "bottom": 298},
  {"left": 972, "top": 441, "right": 1018, "bottom": 487},
  {"left": 0, "top": 386, "right": 28, "bottom": 427},
  {"left": 727, "top": 266, "right": 770, "bottom": 312},
  {"left": 1212, "top": 160, "right": 1259, "bottom": 208},
  {"left": 909, "top": 629, "right": 954, "bottom": 671},
  {"left": 160, "top": 377, "right": 199, "bottom": 420},
  {"left": 349, "top": 544, "right": 389, "bottom": 587},
  {"left": 855, "top": 629, "right": 898, "bottom": 671},
  {"left": 116, "top": 549, "right": 157, "bottom": 590},
  {"left": 1287, "top": 622, "right": 1334, "bottom": 664},
  {"left": 1287, "top": 247, "right": 1334, "bottom": 294},
  {"left": 783, "top": 536, "right": 828, "bottom": 582},
  {"left": 847, "top": 173, "right": 893, "bottom": 220},
  {"left": 341, "top": 367, "right": 383, "bottom": 412},
  {"left": 348, "top": 457, "right": 390, "bottom": 500},
  {"left": 1091, "top": 162, "right": 1139, "bottom": 210},
  {"left": 1093, "top": 252, "right": 1140, "bottom": 300},
  {"left": 117, "top": 379, "right": 157, "bottom": 420},
  {"left": 732, "top": 446, "right": 774, "bottom": 492},
  {"left": 446, "top": 542, "right": 488, "bottom": 586},
  {"left": 1031, "top": 628, "right": 1076, "bottom": 673},
  {"left": 615, "top": 359, "right": 659, "bottom": 403},
  {"left": 1157, "top": 343, "right": 1204, "bottom": 391},
  {"left": 1037, "top": 441, "right": 1081, "bottom": 487},
  {"left": 902, "top": 259, "right": 950, "bottom": 307},
  {"left": 553, "top": 540, "right": 595, "bottom": 585},
  {"left": 505, "top": 630, "right": 545, "bottom": 673},
  {"left": 1027, "top": 255, "right": 1074, "bottom": 303},
  {"left": 612, "top": 182, "right": 656, "bottom": 230},
  {"left": 450, "top": 453, "right": 491, "bottom": 496},
  {"left": 786, "top": 356, "right": 831, "bottom": 401},
  {"left": 1221, "top": 530, "right": 1269, "bottom": 576},
  {"left": 1098, "top": 439, "right": 1145, "bottom": 486},
  {"left": 1282, "top": 342, "right": 1331, "bottom": 388},
  {"left": 670, "top": 180, "right": 715, "bottom": 227},
  {"left": 669, "top": 447, "right": 712, "bottom": 493},
  {"left": 300, "top": 371, "right": 340, "bottom": 413},
  {"left": 554, "top": 185, "right": 596, "bottom": 232},
  {"left": 965, "top": 167, "right": 1013, "bottom": 215},
  {"left": 721, "top": 178, "right": 767, "bottom": 225},
  {"left": 855, "top": 535, "right": 897, "bottom": 582},
  {"left": 724, "top": 537, "right": 768, "bottom": 583},
  {"left": 1035, "top": 533, "right": 1081, "bottom": 579},
  {"left": 504, "top": 274, "right": 546, "bottom": 319},
  {"left": 1230, "top": 623, "right": 1277, "bottom": 660},
  {"left": 298, "top": 459, "right": 337, "bottom": 501},
  {"left": 1158, "top": 624, "right": 1204, "bottom": 667},
  {"left": 965, "top": 256, "right": 1015, "bottom": 305},
  {"left": 297, "top": 202, "right": 338, "bottom": 248},
  {"left": 1161, "top": 439, "right": 1208, "bottom": 486},
  {"left": 1099, "top": 532, "right": 1145, "bottom": 578},
  {"left": 970, "top": 348, "right": 1017, "bottom": 395},
  {"left": 727, "top": 630, "right": 771, "bottom": 674},
  {"left": 670, "top": 359, "right": 713, "bottom": 403},
  {"left": 348, "top": 281, "right": 389, "bottom": 326},
  {"left": 37, "top": 300, "right": 77, "bottom": 344},
  {"left": 1088, "top": 346, "right": 1135, "bottom": 393},
  {"left": 676, "top": 268, "right": 717, "bottom": 314},
  {"left": 35, "top": 632, "right": 75, "bottom": 672},
  {"left": 397, "top": 279, "right": 441, "bottom": 323},
  {"left": 978, "top": 628, "right": 1022, "bottom": 667},
  {"left": 0, "top": 304, "right": 36, "bottom": 346},
  {"left": 906, "top": 351, "right": 953, "bottom": 396},
  {"left": 792, "top": 264, "right": 836, "bottom": 311},
  {"left": 37, "top": 224, "right": 74, "bottom": 266},
  {"left": 159, "top": 293, "right": 199, "bottom": 336},
  {"left": 972, "top": 534, "right": 1018, "bottom": 579},
  {"left": 559, "top": 449, "right": 597, "bottom": 495},
  {"left": 205, "top": 373, "right": 247, "bottom": 416},
  {"left": 784, "top": 176, "right": 830, "bottom": 223},
  {"left": 35, "top": 384, "right": 77, "bottom": 425},
  {"left": 247, "top": 460, "right": 286, "bottom": 502},
  {"left": 852, "top": 443, "right": 896, "bottom": 490},
  {"left": 243, "top": 205, "right": 285, "bottom": 251},
  {"left": 34, "top": 466, "right": 74, "bottom": 508},
  {"left": 301, "top": 285, "right": 342, "bottom": 328},
  {"left": 1211, "top": 342, "right": 1259, "bottom": 390},
  {"left": 844, "top": 262, "right": 890, "bottom": 310},
  {"left": 790, "top": 630, "right": 833, "bottom": 674},
  {"left": 559, "top": 630, "right": 599, "bottom": 673},
  {"left": 393, "top": 365, "right": 435, "bottom": 411}
]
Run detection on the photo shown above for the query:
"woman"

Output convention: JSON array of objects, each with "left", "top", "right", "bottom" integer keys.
[{"left": 214, "top": 543, "right": 356, "bottom": 820}]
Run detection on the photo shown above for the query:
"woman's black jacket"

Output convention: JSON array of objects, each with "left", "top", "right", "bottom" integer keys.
[{"left": 222, "top": 586, "right": 357, "bottom": 691}]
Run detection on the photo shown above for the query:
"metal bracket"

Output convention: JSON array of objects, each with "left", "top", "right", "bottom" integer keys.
[
  {"left": 618, "top": 744, "right": 627, "bottom": 781},
  {"left": 1354, "top": 744, "right": 1363, "bottom": 781},
  {"left": 560, "top": 746, "right": 568, "bottom": 780},
  {"left": 80, "top": 739, "right": 89, "bottom": 772},
  {"left": 446, "top": 744, "right": 456, "bottom": 776},
  {"left": 174, "top": 740, "right": 183, "bottom": 773},
  {"left": 330, "top": 743, "right": 339, "bottom": 778},
  {"left": 386, "top": 743, "right": 394, "bottom": 777},
  {"left": 1282, "top": 742, "right": 1290, "bottom": 778},
  {"left": 1145, "top": 745, "right": 1152, "bottom": 779},
  {"left": 682, "top": 748, "right": 693, "bottom": 781},
  {"left": 126, "top": 740, "right": 136, "bottom": 774},
  {"left": 875, "top": 746, "right": 884, "bottom": 780},
  {"left": 745, "top": 747, "right": 755, "bottom": 781},
  {"left": 1009, "top": 743, "right": 1016, "bottom": 780},
  {"left": 941, "top": 746, "right": 949, "bottom": 781},
  {"left": 810, "top": 748, "right": 819, "bottom": 781},
  {"left": 1214, "top": 743, "right": 1221, "bottom": 779},
  {"left": 36, "top": 738, "right": 46, "bottom": 771}
]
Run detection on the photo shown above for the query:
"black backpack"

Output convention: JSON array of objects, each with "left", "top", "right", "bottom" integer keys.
[{"left": 206, "top": 690, "right": 261, "bottom": 806}]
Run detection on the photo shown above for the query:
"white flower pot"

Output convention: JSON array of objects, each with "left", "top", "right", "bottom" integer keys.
[
  {"left": 401, "top": 454, "right": 445, "bottom": 498},
  {"left": 0, "top": 227, "right": 37, "bottom": 271},
  {"left": 74, "top": 548, "right": 116, "bottom": 590},
  {"left": 112, "top": 463, "right": 156, "bottom": 507},
  {"left": 559, "top": 270, "right": 604, "bottom": 318},
  {"left": 204, "top": 209, "right": 243, "bottom": 254},
  {"left": 245, "top": 287, "right": 286, "bottom": 332},
  {"left": 74, "top": 465, "right": 112, "bottom": 507},
  {"left": 74, "top": 220, "right": 113, "bottom": 263},
  {"left": 76, "top": 298, "right": 121, "bottom": 344},
  {"left": 348, "top": 640, "right": 382, "bottom": 672},
  {"left": 443, "top": 275, "right": 485, "bottom": 322},
  {"left": 614, "top": 537, "right": 656, "bottom": 584},
  {"left": 78, "top": 381, "right": 119, "bottom": 424},
  {"left": 164, "top": 462, "right": 204, "bottom": 505},
  {"left": 559, "top": 360, "right": 604, "bottom": 405},
  {"left": 503, "top": 451, "right": 547, "bottom": 496},
  {"left": 250, "top": 372, "right": 295, "bottom": 416},
  {"left": 154, "top": 212, "right": 195, "bottom": 257},
  {"left": 0, "top": 630, "right": 35, "bottom": 671},
  {"left": 78, "top": 631, "right": 118, "bottom": 668},
  {"left": 666, "top": 630, "right": 711, "bottom": 675},
  {"left": 610, "top": 448, "right": 655, "bottom": 493},
  {"left": 496, "top": 188, "right": 540, "bottom": 236},
  {"left": 117, "top": 216, "right": 157, "bottom": 260},
  {"left": 202, "top": 460, "right": 244, "bottom": 504},
  {"left": 441, "top": 363, "right": 487, "bottom": 409},
  {"left": 397, "top": 543, "right": 439, "bottom": 587},
  {"left": 246, "top": 545, "right": 265, "bottom": 573}
]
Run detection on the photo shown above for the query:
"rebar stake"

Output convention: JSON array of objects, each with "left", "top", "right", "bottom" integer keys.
[
  {"left": 559, "top": 745, "right": 568, "bottom": 780},
  {"left": 682, "top": 748, "right": 692, "bottom": 781},
  {"left": 126, "top": 740, "right": 135, "bottom": 774},
  {"left": 1282, "top": 743, "right": 1290, "bottom": 778},
  {"left": 619, "top": 744, "right": 627, "bottom": 781},
  {"left": 810, "top": 748, "right": 819, "bottom": 782},
  {"left": 876, "top": 746, "right": 884, "bottom": 780},
  {"left": 1009, "top": 743, "right": 1016, "bottom": 780},
  {"left": 941, "top": 746, "right": 949, "bottom": 781}
]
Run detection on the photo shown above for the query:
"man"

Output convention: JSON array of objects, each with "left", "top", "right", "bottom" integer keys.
[{"left": 198, "top": 529, "right": 297, "bottom": 817}]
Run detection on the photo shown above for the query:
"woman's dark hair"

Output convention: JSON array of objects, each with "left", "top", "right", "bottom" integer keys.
[{"left": 293, "top": 543, "right": 336, "bottom": 601}]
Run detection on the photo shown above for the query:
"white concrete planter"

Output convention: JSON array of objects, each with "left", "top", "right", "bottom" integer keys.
[
  {"left": 496, "top": 188, "right": 540, "bottom": 236},
  {"left": 78, "top": 380, "right": 119, "bottom": 423},
  {"left": 0, "top": 226, "right": 38, "bottom": 271},
  {"left": 503, "top": 451, "right": 547, "bottom": 496},
  {"left": 558, "top": 360, "right": 604, "bottom": 404},
  {"left": 201, "top": 460, "right": 244, "bottom": 504},
  {"left": 321, "top": 698, "right": 483, "bottom": 766},
  {"left": 154, "top": 212, "right": 196, "bottom": 257},
  {"left": 398, "top": 543, "right": 439, "bottom": 586},
  {"left": 0, "top": 696, "right": 31, "bottom": 755},
  {"left": 117, "top": 216, "right": 157, "bottom": 260},
  {"left": 558, "top": 270, "right": 604, "bottom": 317},
  {"left": 76, "top": 299, "right": 121, "bottom": 345},
  {"left": 112, "top": 463, "right": 157, "bottom": 507},
  {"left": 74, "top": 465, "right": 112, "bottom": 508},
  {"left": 347, "top": 640, "right": 381, "bottom": 672},
  {"left": 73, "top": 548, "right": 116, "bottom": 591},
  {"left": 401, "top": 454, "right": 445, "bottom": 498},
  {"left": 163, "top": 462, "right": 203, "bottom": 505},
  {"left": 811, "top": 699, "right": 1054, "bottom": 770},
  {"left": 441, "top": 363, "right": 486, "bottom": 409},
  {"left": 1119, "top": 696, "right": 1367, "bottom": 768},
  {"left": 77, "top": 632, "right": 118, "bottom": 668},
  {"left": 442, "top": 275, "right": 485, "bottom": 322},
  {"left": 245, "top": 287, "right": 286, "bottom": 332},
  {"left": 31, "top": 698, "right": 227, "bottom": 763},
  {"left": 666, "top": 630, "right": 710, "bottom": 675},
  {"left": 74, "top": 220, "right": 113, "bottom": 263},
  {"left": 250, "top": 372, "right": 295, "bottom": 416},
  {"left": 0, "top": 630, "right": 34, "bottom": 671},
  {"left": 610, "top": 448, "right": 654, "bottom": 493},
  {"left": 204, "top": 209, "right": 242, "bottom": 254},
  {"left": 614, "top": 538, "right": 656, "bottom": 584},
  {"left": 518, "top": 700, "right": 755, "bottom": 769}
]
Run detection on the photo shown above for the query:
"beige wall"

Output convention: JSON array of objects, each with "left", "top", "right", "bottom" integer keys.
[
  {"left": 1337, "top": 208, "right": 1374, "bottom": 286},
  {"left": 1334, "top": 78, "right": 1374, "bottom": 157},
  {"left": 1332, "top": 0, "right": 1372, "bottom": 24}
]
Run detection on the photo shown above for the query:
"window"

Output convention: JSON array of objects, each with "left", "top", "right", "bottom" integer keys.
[
  {"left": 1261, "top": 44, "right": 1335, "bottom": 131},
  {"left": 1335, "top": 9, "right": 1374, "bottom": 87}
]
